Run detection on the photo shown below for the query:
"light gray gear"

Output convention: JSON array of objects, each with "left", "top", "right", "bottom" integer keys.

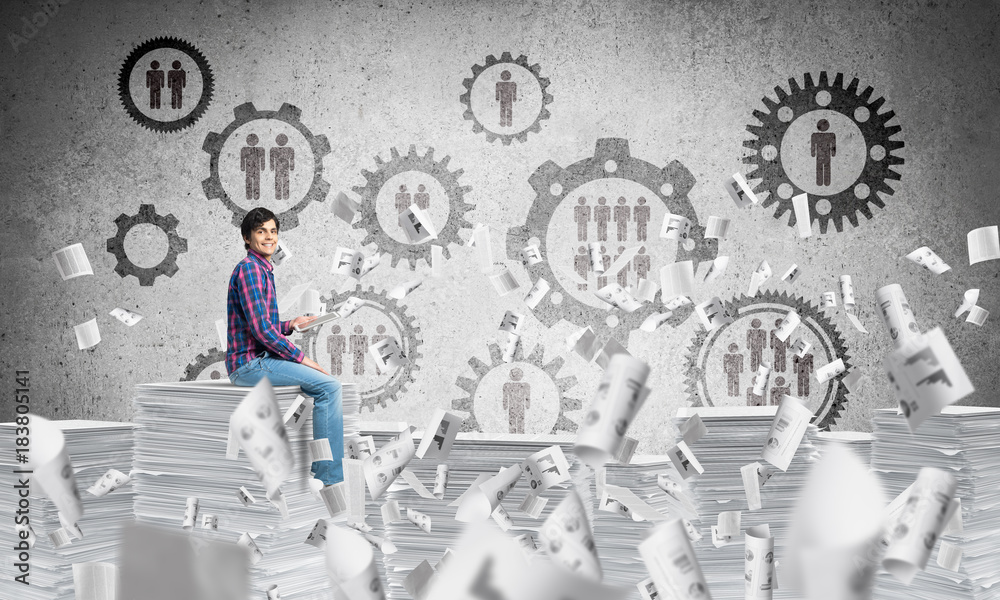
[
  {"left": 181, "top": 347, "right": 227, "bottom": 381},
  {"left": 505, "top": 137, "right": 718, "bottom": 342},
  {"left": 106, "top": 203, "right": 188, "bottom": 286},
  {"left": 459, "top": 51, "right": 553, "bottom": 145},
  {"left": 451, "top": 341, "right": 581, "bottom": 434},
  {"left": 352, "top": 145, "right": 474, "bottom": 269},
  {"left": 294, "top": 285, "right": 422, "bottom": 412},
  {"left": 202, "top": 102, "right": 331, "bottom": 230},
  {"left": 682, "top": 290, "right": 852, "bottom": 430}
]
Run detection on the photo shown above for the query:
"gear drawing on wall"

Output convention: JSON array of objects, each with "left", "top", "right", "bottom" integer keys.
[
  {"left": 683, "top": 290, "right": 851, "bottom": 429},
  {"left": 743, "top": 71, "right": 904, "bottom": 233},
  {"left": 117, "top": 37, "right": 214, "bottom": 133},
  {"left": 451, "top": 341, "right": 582, "bottom": 435},
  {"left": 295, "top": 285, "right": 422, "bottom": 411},
  {"left": 106, "top": 203, "right": 188, "bottom": 286},
  {"left": 181, "top": 347, "right": 227, "bottom": 381},
  {"left": 352, "top": 145, "right": 474, "bottom": 269},
  {"left": 460, "top": 52, "right": 553, "bottom": 145},
  {"left": 506, "top": 137, "right": 718, "bottom": 342},
  {"left": 202, "top": 102, "right": 331, "bottom": 230}
]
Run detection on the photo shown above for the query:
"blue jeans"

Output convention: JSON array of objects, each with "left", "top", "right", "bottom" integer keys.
[{"left": 229, "top": 352, "right": 344, "bottom": 485}]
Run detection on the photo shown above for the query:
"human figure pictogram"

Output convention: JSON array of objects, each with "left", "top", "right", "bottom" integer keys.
[
  {"left": 395, "top": 184, "right": 412, "bottom": 232},
  {"left": 326, "top": 324, "right": 346, "bottom": 376},
  {"left": 167, "top": 60, "right": 186, "bottom": 109},
  {"left": 746, "top": 376, "right": 765, "bottom": 406},
  {"left": 594, "top": 196, "right": 610, "bottom": 242},
  {"left": 614, "top": 246, "right": 630, "bottom": 288},
  {"left": 146, "top": 60, "right": 164, "bottom": 109},
  {"left": 503, "top": 367, "right": 531, "bottom": 434},
  {"left": 370, "top": 324, "right": 390, "bottom": 376},
  {"left": 574, "top": 246, "right": 589, "bottom": 291},
  {"left": 597, "top": 245, "right": 611, "bottom": 290},
  {"left": 634, "top": 196, "right": 650, "bottom": 241},
  {"left": 614, "top": 197, "right": 630, "bottom": 242},
  {"left": 770, "top": 376, "right": 790, "bottom": 406},
  {"left": 496, "top": 70, "right": 517, "bottom": 127},
  {"left": 350, "top": 324, "right": 368, "bottom": 376},
  {"left": 574, "top": 197, "right": 591, "bottom": 242},
  {"left": 241, "top": 134, "right": 265, "bottom": 201},
  {"left": 747, "top": 318, "right": 767, "bottom": 372},
  {"left": 633, "top": 246, "right": 650, "bottom": 282},
  {"left": 770, "top": 318, "right": 790, "bottom": 372},
  {"left": 414, "top": 183, "right": 430, "bottom": 211},
  {"left": 270, "top": 133, "right": 294, "bottom": 201},
  {"left": 811, "top": 119, "right": 836, "bottom": 186},
  {"left": 793, "top": 353, "right": 814, "bottom": 397},
  {"left": 723, "top": 343, "right": 744, "bottom": 397}
]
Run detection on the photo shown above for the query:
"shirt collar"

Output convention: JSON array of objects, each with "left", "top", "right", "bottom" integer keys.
[{"left": 247, "top": 248, "right": 273, "bottom": 272}]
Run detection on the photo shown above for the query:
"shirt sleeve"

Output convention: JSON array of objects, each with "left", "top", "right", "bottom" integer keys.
[{"left": 237, "top": 264, "right": 304, "bottom": 363}]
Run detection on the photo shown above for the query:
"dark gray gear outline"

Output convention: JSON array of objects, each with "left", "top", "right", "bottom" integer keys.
[
  {"left": 181, "top": 347, "right": 227, "bottom": 381},
  {"left": 451, "top": 341, "right": 582, "bottom": 434},
  {"left": 459, "top": 52, "right": 553, "bottom": 145},
  {"left": 505, "top": 137, "right": 719, "bottom": 343},
  {"left": 202, "top": 102, "right": 331, "bottom": 230},
  {"left": 294, "top": 285, "right": 422, "bottom": 412},
  {"left": 743, "top": 71, "right": 904, "bottom": 233},
  {"left": 682, "top": 290, "right": 852, "bottom": 430},
  {"left": 106, "top": 203, "right": 189, "bottom": 286},
  {"left": 352, "top": 145, "right": 474, "bottom": 269}
]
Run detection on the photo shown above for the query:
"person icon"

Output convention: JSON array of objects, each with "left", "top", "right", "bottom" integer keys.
[
  {"left": 496, "top": 70, "right": 517, "bottom": 127},
  {"left": 594, "top": 196, "right": 611, "bottom": 242},
  {"left": 746, "top": 375, "right": 765, "bottom": 406},
  {"left": 574, "top": 197, "right": 591, "bottom": 242},
  {"left": 326, "top": 324, "right": 346, "bottom": 376},
  {"left": 614, "top": 197, "right": 630, "bottom": 241},
  {"left": 167, "top": 60, "right": 186, "bottom": 109},
  {"left": 395, "top": 184, "right": 412, "bottom": 215},
  {"left": 414, "top": 183, "right": 430, "bottom": 211},
  {"left": 634, "top": 196, "right": 650, "bottom": 241},
  {"left": 633, "top": 246, "right": 651, "bottom": 283},
  {"left": 614, "top": 246, "right": 630, "bottom": 288},
  {"left": 503, "top": 367, "right": 531, "bottom": 434},
  {"left": 747, "top": 318, "right": 767, "bottom": 372},
  {"left": 770, "top": 376, "right": 791, "bottom": 406},
  {"left": 723, "top": 343, "right": 744, "bottom": 397},
  {"left": 596, "top": 245, "right": 611, "bottom": 289},
  {"left": 574, "top": 246, "right": 589, "bottom": 291},
  {"left": 350, "top": 325, "right": 368, "bottom": 376},
  {"left": 811, "top": 119, "right": 836, "bottom": 186},
  {"left": 770, "top": 318, "right": 791, "bottom": 372},
  {"left": 240, "top": 134, "right": 265, "bottom": 201},
  {"left": 793, "top": 352, "right": 814, "bottom": 396},
  {"left": 270, "top": 133, "right": 294, "bottom": 200},
  {"left": 370, "top": 324, "right": 389, "bottom": 376},
  {"left": 146, "top": 60, "right": 164, "bottom": 109}
]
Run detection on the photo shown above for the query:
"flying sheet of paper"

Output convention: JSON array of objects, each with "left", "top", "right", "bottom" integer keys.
[
  {"left": 214, "top": 317, "right": 228, "bottom": 349},
  {"left": 474, "top": 224, "right": 493, "bottom": 273},
  {"left": 845, "top": 312, "right": 869, "bottom": 334},
  {"left": 331, "top": 247, "right": 380, "bottom": 279},
  {"left": 841, "top": 369, "right": 864, "bottom": 393},
  {"left": 73, "top": 561, "right": 118, "bottom": 600},
  {"left": 305, "top": 518, "right": 329, "bottom": 549},
  {"left": 955, "top": 289, "right": 979, "bottom": 318},
  {"left": 202, "top": 514, "right": 218, "bottom": 530},
  {"left": 407, "top": 508, "right": 432, "bottom": 533},
  {"left": 747, "top": 260, "right": 772, "bottom": 296},
  {"left": 839, "top": 275, "right": 855, "bottom": 308},
  {"left": 668, "top": 440, "right": 705, "bottom": 479},
  {"left": 660, "top": 213, "right": 692, "bottom": 240},
  {"left": 875, "top": 283, "right": 921, "bottom": 349},
  {"left": 180, "top": 497, "right": 199, "bottom": 530},
  {"left": 638, "top": 518, "right": 712, "bottom": 600},
  {"left": 29, "top": 415, "right": 84, "bottom": 524},
  {"left": 74, "top": 318, "right": 101, "bottom": 350},
  {"left": 364, "top": 428, "right": 415, "bottom": 500},
  {"left": 741, "top": 463, "right": 763, "bottom": 511},
  {"left": 277, "top": 281, "right": 313, "bottom": 314},
  {"left": 431, "top": 244, "right": 443, "bottom": 277},
  {"left": 540, "top": 489, "right": 603, "bottom": 581},
  {"left": 282, "top": 394, "right": 313, "bottom": 432},
  {"left": 905, "top": 246, "right": 950, "bottom": 274},
  {"left": 488, "top": 268, "right": 519, "bottom": 296},
  {"left": 745, "top": 525, "right": 775, "bottom": 600},
  {"left": 271, "top": 239, "right": 292, "bottom": 266},
  {"left": 781, "top": 263, "right": 801, "bottom": 284},
  {"left": 369, "top": 336, "right": 408, "bottom": 371},
  {"left": 399, "top": 204, "right": 438, "bottom": 243},
  {"left": 524, "top": 278, "right": 551, "bottom": 309},
  {"left": 574, "top": 355, "right": 651, "bottom": 468},
  {"left": 717, "top": 510, "right": 741, "bottom": 537},
  {"left": 637, "top": 577, "right": 659, "bottom": 600},
  {"left": 634, "top": 278, "right": 658, "bottom": 302},
  {"left": 109, "top": 308, "right": 143, "bottom": 327},
  {"left": 613, "top": 435, "right": 638, "bottom": 465},
  {"left": 520, "top": 493, "right": 549, "bottom": 518},
  {"left": 815, "top": 358, "right": 845, "bottom": 384},
  {"left": 724, "top": 172, "right": 759, "bottom": 208},
  {"left": 936, "top": 541, "right": 962, "bottom": 572},
  {"left": 346, "top": 436, "right": 376, "bottom": 461},
  {"left": 381, "top": 499, "right": 402, "bottom": 524},
  {"left": 333, "top": 191, "right": 361, "bottom": 224},
  {"left": 491, "top": 504, "right": 514, "bottom": 530},
  {"left": 325, "top": 525, "right": 386, "bottom": 600},
  {"left": 774, "top": 311, "right": 800, "bottom": 343},
  {"left": 237, "top": 486, "right": 256, "bottom": 506},
  {"left": 415, "top": 408, "right": 463, "bottom": 460},
  {"left": 466, "top": 223, "right": 484, "bottom": 247},
  {"left": 434, "top": 464, "right": 449, "bottom": 499},
  {"left": 568, "top": 326, "right": 602, "bottom": 362},
  {"left": 520, "top": 244, "right": 543, "bottom": 266},
  {"left": 595, "top": 283, "right": 643, "bottom": 313},
  {"left": 704, "top": 256, "right": 730, "bottom": 282},
  {"left": 790, "top": 338, "right": 811, "bottom": 358},
  {"left": 791, "top": 193, "right": 812, "bottom": 238},
  {"left": 821, "top": 291, "right": 837, "bottom": 308},
  {"left": 455, "top": 463, "right": 522, "bottom": 521},
  {"left": 587, "top": 242, "right": 605, "bottom": 274},
  {"left": 695, "top": 296, "right": 732, "bottom": 331},
  {"left": 87, "top": 468, "right": 130, "bottom": 497},
  {"left": 237, "top": 532, "right": 263, "bottom": 565},
  {"left": 601, "top": 484, "right": 666, "bottom": 522},
  {"left": 230, "top": 379, "right": 293, "bottom": 496},
  {"left": 639, "top": 312, "right": 673, "bottom": 332},
  {"left": 522, "top": 445, "right": 571, "bottom": 492},
  {"left": 308, "top": 439, "right": 335, "bottom": 463},
  {"left": 882, "top": 467, "right": 956, "bottom": 584},
  {"left": 403, "top": 560, "right": 436, "bottom": 600},
  {"left": 320, "top": 481, "right": 349, "bottom": 519},
  {"left": 966, "top": 305, "right": 989, "bottom": 326},
  {"left": 967, "top": 225, "right": 1000, "bottom": 265},
  {"left": 760, "top": 395, "right": 812, "bottom": 471},
  {"left": 705, "top": 215, "right": 731, "bottom": 240},
  {"left": 388, "top": 279, "right": 423, "bottom": 300},
  {"left": 660, "top": 260, "right": 694, "bottom": 301},
  {"left": 53, "top": 243, "right": 93, "bottom": 280},
  {"left": 498, "top": 310, "right": 526, "bottom": 333}
]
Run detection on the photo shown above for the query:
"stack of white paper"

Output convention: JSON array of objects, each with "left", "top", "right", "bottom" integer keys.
[{"left": 814, "top": 430, "right": 874, "bottom": 469}]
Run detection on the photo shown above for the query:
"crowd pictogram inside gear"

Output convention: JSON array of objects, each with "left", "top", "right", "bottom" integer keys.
[
  {"left": 181, "top": 347, "right": 227, "bottom": 381},
  {"left": 683, "top": 290, "right": 852, "bottom": 429},
  {"left": 451, "top": 341, "right": 581, "bottom": 435},
  {"left": 459, "top": 52, "right": 553, "bottom": 145},
  {"left": 352, "top": 145, "right": 474, "bottom": 269},
  {"left": 106, "top": 203, "right": 188, "bottom": 286},
  {"left": 743, "top": 71, "right": 904, "bottom": 233},
  {"left": 202, "top": 102, "right": 331, "bottom": 230},
  {"left": 117, "top": 37, "right": 214, "bottom": 133}
]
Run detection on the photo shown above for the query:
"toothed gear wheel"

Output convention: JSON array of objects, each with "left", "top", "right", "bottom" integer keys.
[
  {"left": 117, "top": 37, "right": 214, "bottom": 133},
  {"left": 743, "top": 71, "right": 904, "bottom": 233},
  {"left": 451, "top": 341, "right": 582, "bottom": 434},
  {"left": 202, "top": 102, "right": 331, "bottom": 230},
  {"left": 181, "top": 347, "right": 228, "bottom": 381},
  {"left": 506, "top": 138, "right": 718, "bottom": 342},
  {"left": 459, "top": 52, "right": 553, "bottom": 145},
  {"left": 295, "top": 285, "right": 422, "bottom": 411},
  {"left": 683, "top": 290, "right": 852, "bottom": 429},
  {"left": 106, "top": 203, "right": 189, "bottom": 286},
  {"left": 352, "top": 145, "right": 474, "bottom": 269}
]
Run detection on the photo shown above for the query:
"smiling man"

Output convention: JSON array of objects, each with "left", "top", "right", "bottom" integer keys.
[{"left": 225, "top": 207, "right": 344, "bottom": 486}]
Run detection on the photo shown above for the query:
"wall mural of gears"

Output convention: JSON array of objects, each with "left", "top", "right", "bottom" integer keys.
[
  {"left": 352, "top": 145, "right": 474, "bottom": 269},
  {"left": 744, "top": 71, "right": 904, "bottom": 233},
  {"left": 683, "top": 291, "right": 851, "bottom": 429},
  {"left": 460, "top": 52, "right": 553, "bottom": 145},
  {"left": 202, "top": 102, "right": 331, "bottom": 230},
  {"left": 293, "top": 285, "right": 421, "bottom": 411},
  {"left": 451, "top": 341, "right": 581, "bottom": 435},
  {"left": 506, "top": 138, "right": 718, "bottom": 342},
  {"left": 117, "top": 37, "right": 214, "bottom": 133},
  {"left": 181, "top": 347, "right": 227, "bottom": 381},
  {"left": 106, "top": 204, "right": 189, "bottom": 286}
]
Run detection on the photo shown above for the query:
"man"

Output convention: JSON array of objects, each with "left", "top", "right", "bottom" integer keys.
[{"left": 226, "top": 207, "right": 344, "bottom": 486}]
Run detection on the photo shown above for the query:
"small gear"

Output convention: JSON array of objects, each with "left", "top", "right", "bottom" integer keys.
[
  {"left": 202, "top": 102, "right": 331, "bottom": 230},
  {"left": 459, "top": 52, "right": 553, "bottom": 145},
  {"left": 352, "top": 145, "right": 474, "bottom": 269},
  {"left": 506, "top": 137, "right": 718, "bottom": 342},
  {"left": 295, "top": 285, "right": 422, "bottom": 411},
  {"left": 743, "top": 71, "right": 904, "bottom": 233},
  {"left": 451, "top": 341, "right": 581, "bottom": 434},
  {"left": 106, "top": 203, "right": 188, "bottom": 286},
  {"left": 117, "top": 37, "right": 214, "bottom": 133},
  {"left": 181, "top": 347, "right": 227, "bottom": 381},
  {"left": 682, "top": 290, "right": 852, "bottom": 429}
]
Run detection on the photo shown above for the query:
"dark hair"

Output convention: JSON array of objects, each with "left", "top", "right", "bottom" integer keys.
[{"left": 241, "top": 207, "right": 279, "bottom": 250}]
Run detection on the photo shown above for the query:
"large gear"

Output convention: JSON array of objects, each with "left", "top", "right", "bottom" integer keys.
[
  {"left": 117, "top": 37, "right": 214, "bottom": 133},
  {"left": 505, "top": 138, "right": 718, "bottom": 342},
  {"left": 202, "top": 102, "right": 331, "bottom": 230},
  {"left": 682, "top": 290, "right": 852, "bottom": 429},
  {"left": 295, "top": 285, "right": 422, "bottom": 411},
  {"left": 459, "top": 52, "right": 553, "bottom": 145},
  {"left": 451, "top": 341, "right": 581, "bottom": 434},
  {"left": 106, "top": 203, "right": 189, "bottom": 286},
  {"left": 743, "top": 71, "right": 904, "bottom": 233},
  {"left": 352, "top": 145, "right": 474, "bottom": 269},
  {"left": 181, "top": 347, "right": 227, "bottom": 381}
]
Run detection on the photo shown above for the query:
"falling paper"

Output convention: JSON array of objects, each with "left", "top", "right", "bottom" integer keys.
[
  {"left": 574, "top": 354, "right": 651, "bottom": 468},
  {"left": 792, "top": 193, "right": 811, "bottom": 238},
  {"left": 325, "top": 525, "right": 386, "bottom": 600},
  {"left": 839, "top": 275, "right": 855, "bottom": 308},
  {"left": 540, "top": 489, "right": 603, "bottom": 581},
  {"left": 333, "top": 191, "right": 360, "bottom": 224},
  {"left": 363, "top": 428, "right": 415, "bottom": 500},
  {"left": 660, "top": 261, "right": 695, "bottom": 301},
  {"left": 522, "top": 445, "right": 571, "bottom": 492},
  {"left": 455, "top": 463, "right": 522, "bottom": 521},
  {"left": 399, "top": 204, "right": 438, "bottom": 243},
  {"left": 882, "top": 468, "right": 957, "bottom": 584},
  {"left": 704, "top": 256, "right": 730, "bottom": 282},
  {"left": 388, "top": 279, "right": 423, "bottom": 300},
  {"left": 906, "top": 246, "right": 950, "bottom": 274},
  {"left": 29, "top": 415, "right": 84, "bottom": 524},
  {"left": 954, "top": 289, "right": 979, "bottom": 318},
  {"left": 760, "top": 395, "right": 812, "bottom": 471},
  {"left": 781, "top": 263, "right": 802, "bottom": 284},
  {"left": 230, "top": 379, "right": 293, "bottom": 497},
  {"left": 724, "top": 172, "right": 759, "bottom": 208},
  {"left": 705, "top": 216, "right": 731, "bottom": 239},
  {"left": 271, "top": 239, "right": 292, "bottom": 266},
  {"left": 414, "top": 409, "right": 463, "bottom": 461},
  {"left": 520, "top": 245, "right": 543, "bottom": 266},
  {"left": 660, "top": 213, "right": 692, "bottom": 240},
  {"left": 967, "top": 305, "right": 988, "bottom": 326},
  {"left": 431, "top": 245, "right": 443, "bottom": 277},
  {"left": 109, "top": 308, "right": 143, "bottom": 326},
  {"left": 595, "top": 283, "right": 643, "bottom": 312},
  {"left": 473, "top": 225, "right": 493, "bottom": 273},
  {"left": 815, "top": 359, "right": 845, "bottom": 384},
  {"left": 368, "top": 336, "right": 408, "bottom": 371},
  {"left": 967, "top": 225, "right": 1000, "bottom": 265},
  {"left": 87, "top": 469, "right": 131, "bottom": 497},
  {"left": 876, "top": 284, "right": 922, "bottom": 349},
  {"left": 640, "top": 312, "right": 673, "bottom": 332},
  {"left": 747, "top": 261, "right": 772, "bottom": 296},
  {"left": 695, "top": 296, "right": 733, "bottom": 331},
  {"left": 525, "top": 278, "right": 551, "bottom": 309},
  {"left": 53, "top": 243, "right": 93, "bottom": 280},
  {"left": 774, "top": 310, "right": 801, "bottom": 343},
  {"left": 488, "top": 267, "right": 519, "bottom": 297},
  {"left": 74, "top": 318, "right": 101, "bottom": 350},
  {"left": 331, "top": 247, "right": 380, "bottom": 279},
  {"left": 639, "top": 518, "right": 712, "bottom": 600}
]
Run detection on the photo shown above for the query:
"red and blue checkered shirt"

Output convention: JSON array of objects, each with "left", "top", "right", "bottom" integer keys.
[{"left": 225, "top": 249, "right": 303, "bottom": 374}]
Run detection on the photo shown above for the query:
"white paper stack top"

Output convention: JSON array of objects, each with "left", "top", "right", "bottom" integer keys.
[
  {"left": 132, "top": 380, "right": 360, "bottom": 600},
  {"left": 0, "top": 420, "right": 135, "bottom": 600},
  {"left": 814, "top": 430, "right": 874, "bottom": 468},
  {"left": 871, "top": 407, "right": 1000, "bottom": 600}
]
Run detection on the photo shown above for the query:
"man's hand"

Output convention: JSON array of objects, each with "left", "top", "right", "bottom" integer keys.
[
  {"left": 301, "top": 355, "right": 330, "bottom": 376},
  {"left": 289, "top": 315, "right": 317, "bottom": 332}
]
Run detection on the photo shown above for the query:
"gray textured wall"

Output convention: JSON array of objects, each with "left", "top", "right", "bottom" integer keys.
[{"left": 1, "top": 0, "right": 998, "bottom": 454}]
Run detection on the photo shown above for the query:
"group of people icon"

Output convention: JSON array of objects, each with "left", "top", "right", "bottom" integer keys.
[
  {"left": 241, "top": 134, "right": 294, "bottom": 201},
  {"left": 145, "top": 60, "right": 186, "bottom": 109},
  {"left": 573, "top": 196, "right": 651, "bottom": 243},
  {"left": 721, "top": 318, "right": 815, "bottom": 404},
  {"left": 573, "top": 245, "right": 651, "bottom": 290},
  {"left": 394, "top": 184, "right": 432, "bottom": 218},
  {"left": 325, "top": 324, "right": 396, "bottom": 376}
]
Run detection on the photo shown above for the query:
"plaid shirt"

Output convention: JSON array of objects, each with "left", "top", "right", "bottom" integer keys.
[{"left": 225, "top": 249, "right": 303, "bottom": 374}]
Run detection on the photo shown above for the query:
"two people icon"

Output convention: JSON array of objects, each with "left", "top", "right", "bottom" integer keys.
[
  {"left": 145, "top": 60, "right": 186, "bottom": 110},
  {"left": 241, "top": 133, "right": 294, "bottom": 201}
]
